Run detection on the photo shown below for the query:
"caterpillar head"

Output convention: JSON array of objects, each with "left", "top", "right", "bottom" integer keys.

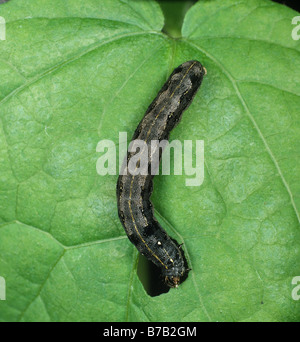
[
  {"left": 163, "top": 266, "right": 190, "bottom": 288},
  {"left": 164, "top": 275, "right": 182, "bottom": 288}
]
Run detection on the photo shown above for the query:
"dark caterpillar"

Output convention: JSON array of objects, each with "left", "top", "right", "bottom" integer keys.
[{"left": 117, "top": 61, "right": 206, "bottom": 288}]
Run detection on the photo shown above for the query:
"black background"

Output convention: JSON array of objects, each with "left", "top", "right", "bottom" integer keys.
[{"left": 271, "top": 0, "right": 299, "bottom": 11}]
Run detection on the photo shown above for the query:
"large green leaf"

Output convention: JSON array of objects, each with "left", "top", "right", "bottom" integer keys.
[{"left": 0, "top": 0, "right": 299, "bottom": 322}]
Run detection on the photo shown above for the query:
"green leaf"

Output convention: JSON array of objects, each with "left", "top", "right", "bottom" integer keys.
[{"left": 0, "top": 0, "right": 299, "bottom": 322}]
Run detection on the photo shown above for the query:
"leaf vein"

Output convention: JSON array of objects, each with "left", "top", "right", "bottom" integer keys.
[{"left": 187, "top": 40, "right": 300, "bottom": 224}]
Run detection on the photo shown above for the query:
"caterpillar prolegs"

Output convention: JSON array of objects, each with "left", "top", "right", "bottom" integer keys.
[{"left": 117, "top": 61, "right": 206, "bottom": 288}]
